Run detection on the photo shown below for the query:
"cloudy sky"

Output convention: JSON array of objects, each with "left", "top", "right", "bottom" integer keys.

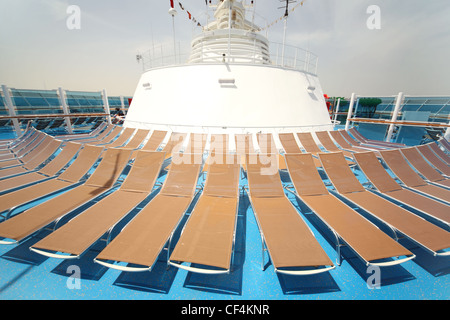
[{"left": 0, "top": 0, "right": 449, "bottom": 98}]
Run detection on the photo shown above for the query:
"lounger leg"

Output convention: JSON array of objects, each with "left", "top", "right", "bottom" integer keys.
[
  {"left": 261, "top": 237, "right": 270, "bottom": 271},
  {"left": 261, "top": 239, "right": 265, "bottom": 271},
  {"left": 5, "top": 207, "right": 20, "bottom": 220},
  {"left": 386, "top": 224, "right": 399, "bottom": 242},
  {"left": 336, "top": 243, "right": 342, "bottom": 266},
  {"left": 331, "top": 230, "right": 343, "bottom": 266},
  {"left": 165, "top": 234, "right": 175, "bottom": 270}
]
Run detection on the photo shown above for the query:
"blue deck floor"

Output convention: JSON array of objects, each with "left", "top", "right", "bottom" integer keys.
[{"left": 0, "top": 129, "right": 448, "bottom": 302}]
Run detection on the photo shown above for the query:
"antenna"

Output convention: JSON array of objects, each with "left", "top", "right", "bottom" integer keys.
[
  {"left": 169, "top": 3, "right": 178, "bottom": 64},
  {"left": 278, "top": 0, "right": 297, "bottom": 17},
  {"left": 278, "top": 0, "right": 297, "bottom": 66}
]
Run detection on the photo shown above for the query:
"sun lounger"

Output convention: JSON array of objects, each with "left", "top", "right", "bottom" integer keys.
[
  {"left": 0, "top": 141, "right": 81, "bottom": 192},
  {"left": 93, "top": 153, "right": 202, "bottom": 272},
  {"left": 202, "top": 134, "right": 230, "bottom": 172},
  {"left": 73, "top": 125, "right": 118, "bottom": 145},
  {"left": 0, "top": 136, "right": 61, "bottom": 177},
  {"left": 257, "top": 133, "right": 286, "bottom": 170},
  {"left": 245, "top": 154, "right": 335, "bottom": 275},
  {"left": 320, "top": 152, "right": 450, "bottom": 257},
  {"left": 166, "top": 132, "right": 205, "bottom": 171},
  {"left": 0, "top": 131, "right": 46, "bottom": 163},
  {"left": 104, "top": 127, "right": 135, "bottom": 148},
  {"left": 296, "top": 132, "right": 327, "bottom": 168},
  {"left": 328, "top": 130, "right": 371, "bottom": 153},
  {"left": 278, "top": 133, "right": 302, "bottom": 154},
  {"left": 428, "top": 142, "right": 450, "bottom": 165},
  {"left": 297, "top": 132, "right": 352, "bottom": 167},
  {"left": 438, "top": 138, "right": 450, "bottom": 153},
  {"left": 88, "top": 126, "right": 123, "bottom": 146},
  {"left": 348, "top": 127, "right": 406, "bottom": 148},
  {"left": 168, "top": 154, "right": 240, "bottom": 274},
  {"left": 61, "top": 124, "right": 114, "bottom": 143},
  {"left": 120, "top": 129, "right": 150, "bottom": 150},
  {"left": 0, "top": 144, "right": 104, "bottom": 218},
  {"left": 235, "top": 134, "right": 255, "bottom": 171},
  {"left": 128, "top": 129, "right": 167, "bottom": 159},
  {"left": 315, "top": 131, "right": 354, "bottom": 159},
  {"left": 185, "top": 133, "right": 208, "bottom": 154},
  {"left": 0, "top": 128, "right": 36, "bottom": 155},
  {"left": 209, "top": 134, "right": 229, "bottom": 154},
  {"left": 296, "top": 132, "right": 322, "bottom": 154},
  {"left": 0, "top": 124, "right": 33, "bottom": 149},
  {"left": 400, "top": 147, "right": 450, "bottom": 188},
  {"left": 0, "top": 133, "right": 49, "bottom": 167},
  {"left": 161, "top": 132, "right": 186, "bottom": 155},
  {"left": 353, "top": 151, "right": 450, "bottom": 226},
  {"left": 256, "top": 133, "right": 278, "bottom": 154},
  {"left": 29, "top": 151, "right": 165, "bottom": 259},
  {"left": 380, "top": 149, "right": 450, "bottom": 204},
  {"left": 235, "top": 134, "right": 256, "bottom": 155},
  {"left": 0, "top": 128, "right": 38, "bottom": 156},
  {"left": 416, "top": 144, "right": 450, "bottom": 176},
  {"left": 0, "top": 147, "right": 132, "bottom": 245},
  {"left": 141, "top": 130, "right": 168, "bottom": 151},
  {"left": 285, "top": 153, "right": 414, "bottom": 266},
  {"left": 338, "top": 130, "right": 387, "bottom": 150},
  {"left": 56, "top": 122, "right": 107, "bottom": 140}
]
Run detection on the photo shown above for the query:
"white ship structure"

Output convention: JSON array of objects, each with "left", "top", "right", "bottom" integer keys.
[{"left": 124, "top": 0, "right": 332, "bottom": 134}]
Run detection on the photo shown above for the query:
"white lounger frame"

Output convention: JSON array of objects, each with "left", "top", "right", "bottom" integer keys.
[
  {"left": 284, "top": 186, "right": 416, "bottom": 267},
  {"left": 167, "top": 186, "right": 240, "bottom": 275},
  {"left": 93, "top": 187, "right": 204, "bottom": 273},
  {"left": 244, "top": 185, "right": 336, "bottom": 276}
]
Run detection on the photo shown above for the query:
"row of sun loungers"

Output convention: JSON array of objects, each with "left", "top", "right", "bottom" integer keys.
[
  {"left": 320, "top": 152, "right": 450, "bottom": 257},
  {"left": 3, "top": 126, "right": 448, "bottom": 204},
  {"left": 3, "top": 123, "right": 448, "bottom": 173},
  {"left": 0, "top": 124, "right": 448, "bottom": 278}
]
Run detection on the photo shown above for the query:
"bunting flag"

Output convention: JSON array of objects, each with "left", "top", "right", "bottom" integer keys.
[
  {"left": 258, "top": 1, "right": 307, "bottom": 32},
  {"left": 171, "top": 0, "right": 305, "bottom": 30},
  {"left": 173, "top": 1, "right": 203, "bottom": 27}
]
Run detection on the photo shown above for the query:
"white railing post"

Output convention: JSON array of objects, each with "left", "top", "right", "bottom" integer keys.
[
  {"left": 315, "top": 56, "right": 319, "bottom": 75},
  {"left": 228, "top": 2, "right": 232, "bottom": 63},
  {"left": 303, "top": 51, "right": 308, "bottom": 72},
  {"left": 57, "top": 87, "right": 73, "bottom": 134},
  {"left": 102, "top": 89, "right": 112, "bottom": 125},
  {"left": 293, "top": 48, "right": 297, "bottom": 69},
  {"left": 445, "top": 121, "right": 450, "bottom": 141},
  {"left": 281, "top": 17, "right": 287, "bottom": 66},
  {"left": 386, "top": 92, "right": 404, "bottom": 142},
  {"left": 333, "top": 98, "right": 341, "bottom": 123},
  {"left": 354, "top": 98, "right": 360, "bottom": 116},
  {"left": 253, "top": 38, "right": 257, "bottom": 64},
  {"left": 1, "top": 84, "right": 21, "bottom": 136},
  {"left": 345, "top": 93, "right": 357, "bottom": 131},
  {"left": 120, "top": 95, "right": 125, "bottom": 115}
]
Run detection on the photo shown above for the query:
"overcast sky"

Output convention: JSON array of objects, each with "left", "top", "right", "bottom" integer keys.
[{"left": 0, "top": 0, "right": 449, "bottom": 98}]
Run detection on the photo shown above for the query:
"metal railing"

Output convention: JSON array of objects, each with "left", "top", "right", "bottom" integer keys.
[
  {"left": 138, "top": 40, "right": 319, "bottom": 75},
  {"left": 124, "top": 119, "right": 333, "bottom": 134}
]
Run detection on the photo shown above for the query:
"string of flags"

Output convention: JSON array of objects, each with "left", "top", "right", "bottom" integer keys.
[
  {"left": 170, "top": 0, "right": 203, "bottom": 27},
  {"left": 169, "top": 0, "right": 307, "bottom": 31},
  {"left": 258, "top": 1, "right": 307, "bottom": 32}
]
